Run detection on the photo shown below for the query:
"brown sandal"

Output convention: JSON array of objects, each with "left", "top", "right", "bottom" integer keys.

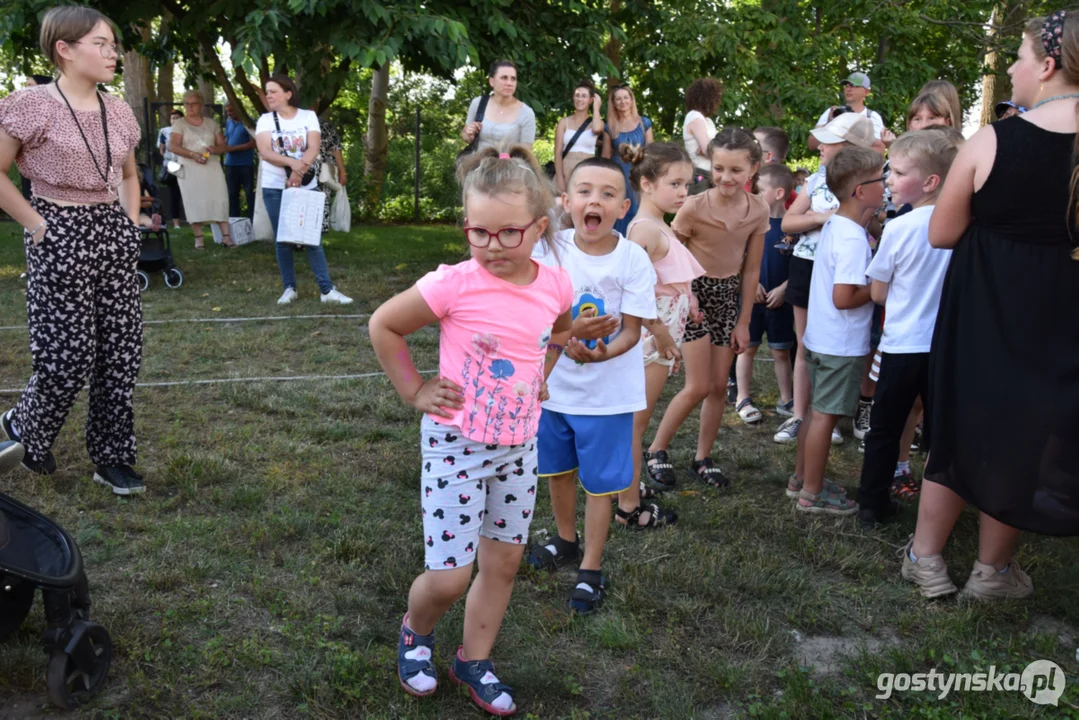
[{"left": 194, "top": 234, "right": 205, "bottom": 250}]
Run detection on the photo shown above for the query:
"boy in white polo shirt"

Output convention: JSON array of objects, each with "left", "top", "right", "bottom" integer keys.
[
  {"left": 790, "top": 146, "right": 885, "bottom": 516},
  {"left": 857, "top": 130, "right": 961, "bottom": 527}
]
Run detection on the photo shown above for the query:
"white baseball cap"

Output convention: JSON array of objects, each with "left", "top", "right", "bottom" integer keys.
[{"left": 810, "top": 113, "right": 876, "bottom": 148}]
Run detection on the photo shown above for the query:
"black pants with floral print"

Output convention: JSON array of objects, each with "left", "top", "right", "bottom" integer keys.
[{"left": 12, "top": 198, "right": 143, "bottom": 467}]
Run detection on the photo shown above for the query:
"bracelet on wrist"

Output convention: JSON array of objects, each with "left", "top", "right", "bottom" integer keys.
[{"left": 26, "top": 220, "right": 46, "bottom": 237}]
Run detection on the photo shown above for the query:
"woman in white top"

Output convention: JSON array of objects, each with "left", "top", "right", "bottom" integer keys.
[
  {"left": 553, "top": 81, "right": 604, "bottom": 192},
  {"left": 461, "top": 60, "right": 537, "bottom": 151},
  {"left": 681, "top": 77, "right": 722, "bottom": 195},
  {"left": 254, "top": 74, "right": 351, "bottom": 306}
]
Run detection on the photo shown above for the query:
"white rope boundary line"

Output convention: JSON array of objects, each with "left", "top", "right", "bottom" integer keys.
[
  {"left": 0, "top": 313, "right": 371, "bottom": 332},
  {"left": 0, "top": 370, "right": 439, "bottom": 395},
  {"left": 0, "top": 356, "right": 781, "bottom": 395}
]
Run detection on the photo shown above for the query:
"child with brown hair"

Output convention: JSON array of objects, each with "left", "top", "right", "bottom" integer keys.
[
  {"left": 644, "top": 128, "right": 768, "bottom": 490},
  {"left": 790, "top": 146, "right": 885, "bottom": 515}
]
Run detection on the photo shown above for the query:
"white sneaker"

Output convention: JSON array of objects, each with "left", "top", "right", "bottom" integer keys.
[
  {"left": 773, "top": 417, "right": 802, "bottom": 444},
  {"left": 320, "top": 287, "right": 353, "bottom": 305},
  {"left": 831, "top": 427, "right": 844, "bottom": 445},
  {"left": 277, "top": 288, "right": 298, "bottom": 305}
]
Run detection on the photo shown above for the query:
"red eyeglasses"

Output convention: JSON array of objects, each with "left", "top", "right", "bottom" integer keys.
[{"left": 462, "top": 217, "right": 540, "bottom": 249}]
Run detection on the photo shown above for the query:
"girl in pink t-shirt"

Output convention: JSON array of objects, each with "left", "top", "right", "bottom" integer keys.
[
  {"left": 618, "top": 142, "right": 705, "bottom": 530},
  {"left": 370, "top": 145, "right": 572, "bottom": 716}
]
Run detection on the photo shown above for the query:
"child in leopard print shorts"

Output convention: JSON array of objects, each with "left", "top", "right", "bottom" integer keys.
[{"left": 644, "top": 129, "right": 771, "bottom": 491}]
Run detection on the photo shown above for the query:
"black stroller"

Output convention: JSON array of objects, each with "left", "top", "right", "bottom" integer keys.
[
  {"left": 0, "top": 441, "right": 113, "bottom": 709},
  {"left": 136, "top": 163, "right": 184, "bottom": 292}
]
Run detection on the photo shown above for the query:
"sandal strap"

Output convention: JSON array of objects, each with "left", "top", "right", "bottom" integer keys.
[
  {"left": 736, "top": 398, "right": 754, "bottom": 412},
  {"left": 457, "top": 657, "right": 515, "bottom": 703},
  {"left": 799, "top": 487, "right": 856, "bottom": 509}
]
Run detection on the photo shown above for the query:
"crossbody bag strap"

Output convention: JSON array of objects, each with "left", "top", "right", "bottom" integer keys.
[{"left": 562, "top": 117, "right": 593, "bottom": 160}]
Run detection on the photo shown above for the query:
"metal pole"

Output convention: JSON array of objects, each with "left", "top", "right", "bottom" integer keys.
[{"left": 414, "top": 108, "right": 421, "bottom": 222}]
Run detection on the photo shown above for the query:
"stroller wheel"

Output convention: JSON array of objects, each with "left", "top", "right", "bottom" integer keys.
[
  {"left": 46, "top": 622, "right": 112, "bottom": 710},
  {"left": 0, "top": 580, "right": 35, "bottom": 642},
  {"left": 163, "top": 268, "right": 184, "bottom": 289},
  {"left": 136, "top": 270, "right": 151, "bottom": 293}
]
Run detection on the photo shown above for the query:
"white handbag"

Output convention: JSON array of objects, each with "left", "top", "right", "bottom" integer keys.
[{"left": 318, "top": 161, "right": 341, "bottom": 192}]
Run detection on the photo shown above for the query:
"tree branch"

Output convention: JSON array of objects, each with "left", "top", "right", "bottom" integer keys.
[{"left": 198, "top": 36, "right": 256, "bottom": 127}]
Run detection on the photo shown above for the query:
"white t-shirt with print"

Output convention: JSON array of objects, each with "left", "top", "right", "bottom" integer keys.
[
  {"left": 815, "top": 107, "right": 885, "bottom": 139},
  {"left": 255, "top": 109, "right": 321, "bottom": 190},
  {"left": 682, "top": 110, "right": 717, "bottom": 172},
  {"left": 804, "top": 215, "right": 873, "bottom": 357},
  {"left": 792, "top": 168, "right": 839, "bottom": 261},
  {"left": 533, "top": 229, "right": 658, "bottom": 415},
  {"left": 866, "top": 206, "right": 951, "bottom": 354}
]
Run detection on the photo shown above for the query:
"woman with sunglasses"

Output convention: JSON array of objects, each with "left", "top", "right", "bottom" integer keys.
[
  {"left": 0, "top": 6, "right": 146, "bottom": 494},
  {"left": 170, "top": 89, "right": 233, "bottom": 249},
  {"left": 602, "top": 85, "right": 653, "bottom": 235}
]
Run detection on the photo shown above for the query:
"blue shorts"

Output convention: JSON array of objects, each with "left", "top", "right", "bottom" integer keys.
[
  {"left": 537, "top": 410, "right": 634, "bottom": 496},
  {"left": 749, "top": 303, "right": 795, "bottom": 350}
]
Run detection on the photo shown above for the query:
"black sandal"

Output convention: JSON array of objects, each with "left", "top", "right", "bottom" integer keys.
[
  {"left": 568, "top": 569, "right": 607, "bottom": 615},
  {"left": 639, "top": 481, "right": 664, "bottom": 500},
  {"left": 615, "top": 503, "right": 677, "bottom": 530},
  {"left": 644, "top": 449, "right": 677, "bottom": 488},
  {"left": 690, "top": 457, "right": 730, "bottom": 489},
  {"left": 527, "top": 534, "right": 581, "bottom": 571}
]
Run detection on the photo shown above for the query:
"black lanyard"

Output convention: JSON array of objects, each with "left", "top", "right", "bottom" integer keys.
[{"left": 55, "top": 82, "right": 113, "bottom": 198}]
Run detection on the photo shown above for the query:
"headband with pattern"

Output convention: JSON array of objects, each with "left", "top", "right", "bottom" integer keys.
[{"left": 1043, "top": 10, "right": 1067, "bottom": 62}]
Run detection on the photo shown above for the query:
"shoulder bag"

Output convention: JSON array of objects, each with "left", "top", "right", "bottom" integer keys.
[
  {"left": 274, "top": 111, "right": 320, "bottom": 186},
  {"left": 457, "top": 95, "right": 490, "bottom": 162}
]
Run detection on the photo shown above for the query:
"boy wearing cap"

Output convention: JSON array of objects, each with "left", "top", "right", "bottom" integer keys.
[
  {"left": 809, "top": 73, "right": 894, "bottom": 151},
  {"left": 776, "top": 113, "right": 877, "bottom": 447},
  {"left": 994, "top": 100, "right": 1025, "bottom": 120}
]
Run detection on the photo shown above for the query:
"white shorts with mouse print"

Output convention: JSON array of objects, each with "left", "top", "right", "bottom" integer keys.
[{"left": 419, "top": 416, "right": 538, "bottom": 570}]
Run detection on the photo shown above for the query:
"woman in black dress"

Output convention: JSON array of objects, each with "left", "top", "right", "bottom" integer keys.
[{"left": 902, "top": 10, "right": 1079, "bottom": 601}]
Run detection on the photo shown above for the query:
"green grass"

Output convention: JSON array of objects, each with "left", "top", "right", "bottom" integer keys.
[{"left": 0, "top": 222, "right": 1077, "bottom": 719}]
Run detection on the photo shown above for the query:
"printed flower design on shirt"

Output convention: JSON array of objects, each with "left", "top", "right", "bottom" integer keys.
[
  {"left": 489, "top": 359, "right": 515, "bottom": 380},
  {"left": 472, "top": 333, "right": 500, "bottom": 356},
  {"left": 537, "top": 326, "right": 552, "bottom": 349},
  {"left": 485, "top": 359, "right": 516, "bottom": 441},
  {"left": 572, "top": 292, "right": 611, "bottom": 350},
  {"left": 513, "top": 381, "right": 530, "bottom": 397}
]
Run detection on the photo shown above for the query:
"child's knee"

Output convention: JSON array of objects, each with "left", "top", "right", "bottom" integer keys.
[
  {"left": 772, "top": 348, "right": 790, "bottom": 362},
  {"left": 479, "top": 541, "right": 525, "bottom": 581},
  {"left": 425, "top": 565, "right": 473, "bottom": 599}
]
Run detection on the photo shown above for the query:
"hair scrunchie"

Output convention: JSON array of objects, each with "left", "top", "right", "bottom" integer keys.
[{"left": 1043, "top": 10, "right": 1068, "bottom": 62}]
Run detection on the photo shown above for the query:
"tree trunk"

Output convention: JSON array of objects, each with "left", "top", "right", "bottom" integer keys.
[
  {"left": 197, "top": 47, "right": 215, "bottom": 117},
  {"left": 604, "top": 0, "right": 621, "bottom": 90},
  {"left": 121, "top": 23, "right": 153, "bottom": 136},
  {"left": 363, "top": 62, "right": 390, "bottom": 212},
  {"left": 156, "top": 59, "right": 175, "bottom": 125},
  {"left": 980, "top": 1, "right": 1028, "bottom": 126}
]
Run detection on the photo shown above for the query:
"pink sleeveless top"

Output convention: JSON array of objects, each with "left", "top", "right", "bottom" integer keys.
[{"left": 627, "top": 217, "right": 707, "bottom": 297}]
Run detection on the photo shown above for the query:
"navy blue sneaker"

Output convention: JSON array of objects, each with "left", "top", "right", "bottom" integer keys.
[
  {"left": 569, "top": 569, "right": 607, "bottom": 615},
  {"left": 449, "top": 646, "right": 517, "bottom": 716},
  {"left": 397, "top": 614, "right": 437, "bottom": 697}
]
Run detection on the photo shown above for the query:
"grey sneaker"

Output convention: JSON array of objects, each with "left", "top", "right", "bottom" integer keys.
[
  {"left": 0, "top": 440, "right": 24, "bottom": 474},
  {"left": 774, "top": 417, "right": 802, "bottom": 444},
  {"left": 900, "top": 540, "right": 958, "bottom": 598},
  {"left": 776, "top": 399, "right": 795, "bottom": 417},
  {"left": 959, "top": 559, "right": 1033, "bottom": 601}
]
